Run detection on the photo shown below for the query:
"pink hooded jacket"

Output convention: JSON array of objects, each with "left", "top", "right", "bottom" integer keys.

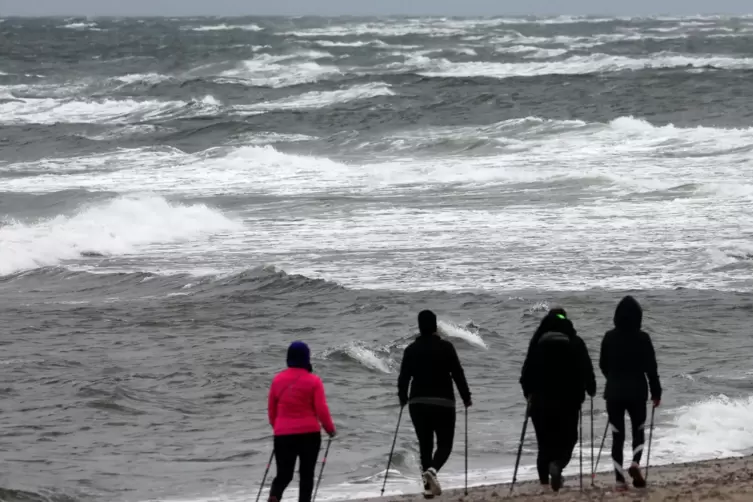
[{"left": 268, "top": 367, "right": 335, "bottom": 436}]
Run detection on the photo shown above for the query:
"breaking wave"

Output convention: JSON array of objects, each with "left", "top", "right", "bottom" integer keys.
[
  {"left": 0, "top": 95, "right": 220, "bottom": 125},
  {"left": 438, "top": 320, "right": 488, "bottom": 349},
  {"left": 0, "top": 195, "right": 242, "bottom": 276},
  {"left": 234, "top": 83, "right": 394, "bottom": 112},
  {"left": 184, "top": 23, "right": 263, "bottom": 32},
  {"left": 323, "top": 342, "right": 394, "bottom": 374},
  {"left": 415, "top": 53, "right": 753, "bottom": 79}
]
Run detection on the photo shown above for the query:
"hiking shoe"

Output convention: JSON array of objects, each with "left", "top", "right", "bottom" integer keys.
[
  {"left": 421, "top": 471, "right": 434, "bottom": 499},
  {"left": 628, "top": 463, "right": 646, "bottom": 488},
  {"left": 549, "top": 462, "right": 562, "bottom": 492},
  {"left": 425, "top": 468, "right": 442, "bottom": 496},
  {"left": 615, "top": 481, "right": 629, "bottom": 492}
]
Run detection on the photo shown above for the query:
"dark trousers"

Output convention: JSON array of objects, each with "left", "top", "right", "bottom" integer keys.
[
  {"left": 270, "top": 432, "right": 321, "bottom": 502},
  {"left": 409, "top": 403, "right": 456, "bottom": 473},
  {"left": 530, "top": 398, "right": 580, "bottom": 484},
  {"left": 607, "top": 399, "right": 647, "bottom": 483}
]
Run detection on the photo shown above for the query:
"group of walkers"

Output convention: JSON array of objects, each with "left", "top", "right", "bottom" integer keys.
[{"left": 262, "top": 296, "right": 662, "bottom": 502}]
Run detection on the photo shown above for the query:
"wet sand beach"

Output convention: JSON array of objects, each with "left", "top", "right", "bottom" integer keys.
[{"left": 361, "top": 456, "right": 753, "bottom": 502}]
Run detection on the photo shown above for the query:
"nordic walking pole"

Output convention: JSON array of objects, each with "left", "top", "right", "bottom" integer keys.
[
  {"left": 312, "top": 436, "right": 333, "bottom": 502},
  {"left": 381, "top": 406, "right": 404, "bottom": 496},
  {"left": 645, "top": 404, "right": 656, "bottom": 483},
  {"left": 593, "top": 419, "right": 609, "bottom": 480},
  {"left": 255, "top": 448, "right": 275, "bottom": 502},
  {"left": 465, "top": 406, "right": 469, "bottom": 496},
  {"left": 579, "top": 406, "right": 583, "bottom": 491},
  {"left": 510, "top": 401, "right": 530, "bottom": 495},
  {"left": 590, "top": 397, "right": 594, "bottom": 487}
]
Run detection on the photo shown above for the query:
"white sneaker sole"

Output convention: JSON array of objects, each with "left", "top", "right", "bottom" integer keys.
[
  {"left": 426, "top": 470, "right": 442, "bottom": 496},
  {"left": 422, "top": 472, "right": 434, "bottom": 499}
]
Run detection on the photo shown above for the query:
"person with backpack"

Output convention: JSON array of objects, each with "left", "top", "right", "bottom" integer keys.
[
  {"left": 397, "top": 310, "right": 472, "bottom": 499},
  {"left": 267, "top": 341, "right": 336, "bottom": 502},
  {"left": 520, "top": 308, "right": 596, "bottom": 492},
  {"left": 600, "top": 296, "right": 662, "bottom": 491}
]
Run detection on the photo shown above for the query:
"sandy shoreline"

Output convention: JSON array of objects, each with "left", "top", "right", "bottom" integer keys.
[{"left": 356, "top": 456, "right": 753, "bottom": 501}]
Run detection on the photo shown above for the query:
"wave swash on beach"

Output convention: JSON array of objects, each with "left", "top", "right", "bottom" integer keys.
[{"left": 2, "top": 13, "right": 753, "bottom": 502}]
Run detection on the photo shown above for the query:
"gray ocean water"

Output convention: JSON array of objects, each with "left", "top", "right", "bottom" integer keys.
[{"left": 2, "top": 14, "right": 753, "bottom": 502}]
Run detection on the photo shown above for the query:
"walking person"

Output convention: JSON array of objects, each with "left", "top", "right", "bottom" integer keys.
[
  {"left": 398, "top": 310, "right": 472, "bottom": 499},
  {"left": 267, "top": 341, "right": 336, "bottom": 502},
  {"left": 520, "top": 308, "right": 596, "bottom": 492},
  {"left": 600, "top": 296, "right": 661, "bottom": 491}
]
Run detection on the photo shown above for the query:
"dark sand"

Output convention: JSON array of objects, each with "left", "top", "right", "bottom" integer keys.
[{"left": 358, "top": 456, "right": 753, "bottom": 501}]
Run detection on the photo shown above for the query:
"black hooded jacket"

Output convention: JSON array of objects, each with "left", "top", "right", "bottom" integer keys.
[
  {"left": 520, "top": 311, "right": 596, "bottom": 405},
  {"left": 398, "top": 333, "right": 472, "bottom": 407},
  {"left": 599, "top": 296, "right": 662, "bottom": 402}
]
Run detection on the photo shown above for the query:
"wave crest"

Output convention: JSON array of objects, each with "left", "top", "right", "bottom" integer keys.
[
  {"left": 0, "top": 195, "right": 241, "bottom": 276},
  {"left": 323, "top": 342, "right": 394, "bottom": 374}
]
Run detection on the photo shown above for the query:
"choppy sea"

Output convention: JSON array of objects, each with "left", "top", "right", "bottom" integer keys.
[{"left": 2, "top": 14, "right": 753, "bottom": 502}]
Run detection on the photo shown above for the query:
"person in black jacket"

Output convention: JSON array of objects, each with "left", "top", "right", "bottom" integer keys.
[
  {"left": 520, "top": 308, "right": 596, "bottom": 492},
  {"left": 600, "top": 296, "right": 661, "bottom": 491},
  {"left": 398, "top": 310, "right": 472, "bottom": 499}
]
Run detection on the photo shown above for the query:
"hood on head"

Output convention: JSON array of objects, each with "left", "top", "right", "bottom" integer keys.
[
  {"left": 287, "top": 341, "right": 313, "bottom": 372},
  {"left": 533, "top": 307, "right": 576, "bottom": 340},
  {"left": 614, "top": 296, "right": 643, "bottom": 330},
  {"left": 418, "top": 309, "right": 437, "bottom": 337}
]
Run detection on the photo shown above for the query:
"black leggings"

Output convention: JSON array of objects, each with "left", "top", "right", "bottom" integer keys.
[
  {"left": 409, "top": 403, "right": 456, "bottom": 473},
  {"left": 529, "top": 399, "right": 580, "bottom": 484},
  {"left": 607, "top": 399, "right": 647, "bottom": 483},
  {"left": 269, "top": 432, "right": 321, "bottom": 502}
]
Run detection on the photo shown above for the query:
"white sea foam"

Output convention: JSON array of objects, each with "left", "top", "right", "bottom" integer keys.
[
  {"left": 0, "top": 96, "right": 218, "bottom": 125},
  {"left": 416, "top": 53, "right": 753, "bottom": 79},
  {"left": 0, "top": 146, "right": 185, "bottom": 176},
  {"left": 234, "top": 83, "right": 394, "bottom": 113},
  {"left": 112, "top": 73, "right": 174, "bottom": 86},
  {"left": 0, "top": 195, "right": 242, "bottom": 276},
  {"left": 3, "top": 114, "right": 752, "bottom": 291},
  {"left": 184, "top": 23, "right": 263, "bottom": 32},
  {"left": 283, "top": 23, "right": 466, "bottom": 38},
  {"left": 438, "top": 320, "right": 488, "bottom": 349},
  {"left": 341, "top": 342, "right": 393, "bottom": 373},
  {"left": 651, "top": 395, "right": 753, "bottom": 463},
  {"left": 226, "top": 132, "right": 319, "bottom": 146},
  {"left": 524, "top": 48, "right": 570, "bottom": 59},
  {"left": 4, "top": 116, "right": 753, "bottom": 197},
  {"left": 220, "top": 53, "right": 340, "bottom": 88},
  {"left": 82, "top": 125, "right": 163, "bottom": 142},
  {"left": 61, "top": 22, "right": 100, "bottom": 30},
  {"left": 312, "top": 39, "right": 422, "bottom": 49}
]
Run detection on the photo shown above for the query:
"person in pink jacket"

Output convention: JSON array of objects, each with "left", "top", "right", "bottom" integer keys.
[{"left": 267, "top": 341, "right": 336, "bottom": 502}]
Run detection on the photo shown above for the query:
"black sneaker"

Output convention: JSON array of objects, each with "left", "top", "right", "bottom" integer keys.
[
  {"left": 628, "top": 463, "right": 646, "bottom": 488},
  {"left": 549, "top": 462, "right": 563, "bottom": 492}
]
